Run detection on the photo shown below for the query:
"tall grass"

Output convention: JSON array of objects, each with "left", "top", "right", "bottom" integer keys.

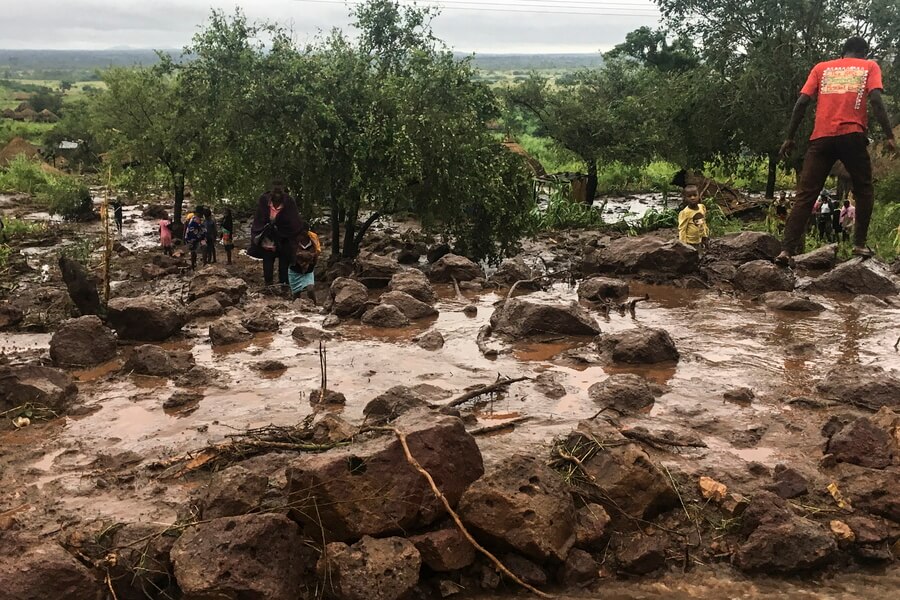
[{"left": 0, "top": 155, "right": 93, "bottom": 220}]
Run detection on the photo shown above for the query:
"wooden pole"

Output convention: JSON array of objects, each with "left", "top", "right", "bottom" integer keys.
[{"left": 102, "top": 165, "right": 112, "bottom": 303}]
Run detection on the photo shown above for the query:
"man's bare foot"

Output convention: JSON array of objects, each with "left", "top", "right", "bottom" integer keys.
[
  {"left": 774, "top": 251, "right": 791, "bottom": 266},
  {"left": 852, "top": 246, "right": 875, "bottom": 258}
]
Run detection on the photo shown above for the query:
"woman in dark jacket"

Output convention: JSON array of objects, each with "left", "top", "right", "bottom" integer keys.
[{"left": 250, "top": 180, "right": 303, "bottom": 286}]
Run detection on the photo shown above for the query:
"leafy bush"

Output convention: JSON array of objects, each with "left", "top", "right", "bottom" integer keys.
[
  {"left": 39, "top": 176, "right": 94, "bottom": 221},
  {"left": 531, "top": 182, "right": 605, "bottom": 230},
  {"left": 875, "top": 171, "right": 900, "bottom": 204},
  {"left": 0, "top": 218, "right": 47, "bottom": 242},
  {"left": 0, "top": 155, "right": 49, "bottom": 194}
]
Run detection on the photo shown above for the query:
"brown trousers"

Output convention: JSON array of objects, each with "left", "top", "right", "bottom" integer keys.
[{"left": 782, "top": 132, "right": 873, "bottom": 254}]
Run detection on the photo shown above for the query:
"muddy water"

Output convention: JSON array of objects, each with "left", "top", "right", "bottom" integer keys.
[{"left": 2, "top": 272, "right": 900, "bottom": 595}]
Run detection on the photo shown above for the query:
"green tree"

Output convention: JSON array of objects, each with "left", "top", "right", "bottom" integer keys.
[{"left": 605, "top": 26, "right": 699, "bottom": 72}]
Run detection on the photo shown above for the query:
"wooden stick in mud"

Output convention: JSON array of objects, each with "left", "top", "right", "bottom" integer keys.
[
  {"left": 444, "top": 376, "right": 529, "bottom": 409},
  {"left": 470, "top": 416, "right": 533, "bottom": 436},
  {"left": 451, "top": 276, "right": 465, "bottom": 302},
  {"left": 319, "top": 340, "right": 327, "bottom": 400},
  {"left": 381, "top": 426, "right": 553, "bottom": 599}
]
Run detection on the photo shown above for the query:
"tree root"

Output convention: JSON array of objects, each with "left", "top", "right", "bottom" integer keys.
[{"left": 380, "top": 426, "right": 553, "bottom": 599}]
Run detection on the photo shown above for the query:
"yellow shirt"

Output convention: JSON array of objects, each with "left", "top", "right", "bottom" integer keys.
[{"left": 678, "top": 204, "right": 709, "bottom": 245}]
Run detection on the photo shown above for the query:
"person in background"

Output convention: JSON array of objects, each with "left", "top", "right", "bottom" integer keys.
[
  {"left": 830, "top": 196, "right": 842, "bottom": 241},
  {"left": 112, "top": 200, "right": 124, "bottom": 234},
  {"left": 249, "top": 180, "right": 303, "bottom": 288},
  {"left": 777, "top": 36, "right": 897, "bottom": 264},
  {"left": 289, "top": 221, "right": 321, "bottom": 302},
  {"left": 203, "top": 207, "right": 217, "bottom": 265},
  {"left": 184, "top": 212, "right": 205, "bottom": 270},
  {"left": 816, "top": 193, "right": 833, "bottom": 241},
  {"left": 839, "top": 200, "right": 856, "bottom": 242},
  {"left": 221, "top": 208, "right": 235, "bottom": 265},
  {"left": 678, "top": 184, "right": 709, "bottom": 249},
  {"left": 159, "top": 214, "right": 173, "bottom": 256}
]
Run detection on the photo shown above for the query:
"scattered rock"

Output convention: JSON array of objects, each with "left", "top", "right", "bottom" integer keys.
[
  {"left": 711, "top": 232, "right": 781, "bottom": 263},
  {"left": 803, "top": 259, "right": 899, "bottom": 296},
  {"left": 317, "top": 536, "right": 421, "bottom": 600},
  {"left": 107, "top": 296, "right": 185, "bottom": 341},
  {"left": 328, "top": 277, "right": 370, "bottom": 317},
  {"left": 0, "top": 538, "right": 101, "bottom": 600},
  {"left": 209, "top": 319, "right": 253, "bottom": 346},
  {"left": 201, "top": 464, "right": 268, "bottom": 519},
  {"left": 574, "top": 503, "right": 610, "bottom": 550},
  {"left": 286, "top": 411, "right": 483, "bottom": 541},
  {"left": 829, "top": 520, "right": 855, "bottom": 542},
  {"left": 311, "top": 413, "right": 358, "bottom": 445},
  {"left": 361, "top": 304, "right": 410, "bottom": 328},
  {"left": 793, "top": 244, "right": 838, "bottom": 270},
  {"left": 735, "top": 519, "right": 836, "bottom": 573},
  {"left": 291, "top": 325, "right": 332, "bottom": 346},
  {"left": 254, "top": 360, "right": 287, "bottom": 372},
  {"left": 414, "top": 330, "right": 445, "bottom": 351},
  {"left": 171, "top": 513, "right": 306, "bottom": 600},
  {"left": 838, "top": 468, "right": 900, "bottom": 521},
  {"left": 242, "top": 309, "right": 280, "bottom": 332},
  {"left": 733, "top": 260, "right": 795, "bottom": 294},
  {"left": 490, "top": 257, "right": 537, "bottom": 286},
  {"left": 0, "top": 365, "right": 78, "bottom": 413},
  {"left": 560, "top": 548, "right": 598, "bottom": 586},
  {"left": 323, "top": 314, "right": 341, "bottom": 328},
  {"left": 490, "top": 297, "right": 601, "bottom": 339},
  {"left": 615, "top": 533, "right": 668, "bottom": 575},
  {"left": 501, "top": 553, "right": 548, "bottom": 586},
  {"left": 409, "top": 527, "right": 476, "bottom": 572},
  {"left": 578, "top": 276, "right": 629, "bottom": 301},
  {"left": 427, "top": 243, "right": 452, "bottom": 264},
  {"left": 588, "top": 374, "right": 655, "bottom": 413},
  {"left": 124, "top": 344, "right": 195, "bottom": 376},
  {"left": 458, "top": 454, "right": 576, "bottom": 562},
  {"left": 699, "top": 476, "right": 728, "bottom": 502},
  {"left": 49, "top": 315, "right": 117, "bottom": 367},
  {"left": 534, "top": 372, "right": 567, "bottom": 399},
  {"left": 429, "top": 254, "right": 484, "bottom": 283},
  {"left": 463, "top": 305, "right": 478, "bottom": 317},
  {"left": 380, "top": 290, "right": 438, "bottom": 320},
  {"left": 767, "top": 465, "right": 809, "bottom": 499},
  {"left": 187, "top": 295, "right": 225, "bottom": 318},
  {"left": 309, "top": 388, "right": 347, "bottom": 405},
  {"left": 107, "top": 523, "right": 177, "bottom": 599},
  {"left": 397, "top": 242, "right": 425, "bottom": 264},
  {"left": 582, "top": 237, "right": 698, "bottom": 276},
  {"left": 758, "top": 291, "right": 826, "bottom": 312},
  {"left": 188, "top": 267, "right": 248, "bottom": 305},
  {"left": 163, "top": 390, "right": 202, "bottom": 411},
  {"left": 596, "top": 327, "right": 679, "bottom": 364},
  {"left": 826, "top": 417, "right": 894, "bottom": 469},
  {"left": 816, "top": 365, "right": 900, "bottom": 409},
  {"left": 141, "top": 263, "right": 178, "bottom": 280},
  {"left": 723, "top": 387, "right": 755, "bottom": 404},
  {"left": 363, "top": 386, "right": 430, "bottom": 424},
  {"left": 355, "top": 252, "right": 402, "bottom": 286},
  {"left": 388, "top": 270, "right": 436, "bottom": 304}
]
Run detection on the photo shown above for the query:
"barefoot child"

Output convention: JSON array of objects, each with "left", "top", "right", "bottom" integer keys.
[
  {"left": 288, "top": 221, "right": 321, "bottom": 302},
  {"left": 221, "top": 208, "right": 235, "bottom": 265},
  {"left": 678, "top": 185, "right": 709, "bottom": 249},
  {"left": 159, "top": 216, "right": 173, "bottom": 256}
]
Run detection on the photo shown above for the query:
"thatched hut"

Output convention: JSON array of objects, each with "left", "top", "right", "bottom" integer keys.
[
  {"left": 15, "top": 101, "right": 33, "bottom": 112},
  {"left": 502, "top": 141, "right": 547, "bottom": 177},
  {"left": 12, "top": 92, "right": 32, "bottom": 102},
  {"left": 1, "top": 108, "right": 16, "bottom": 120},
  {"left": 0, "top": 137, "right": 40, "bottom": 168},
  {"left": 15, "top": 107, "right": 38, "bottom": 122},
  {"left": 36, "top": 109, "right": 60, "bottom": 123}
]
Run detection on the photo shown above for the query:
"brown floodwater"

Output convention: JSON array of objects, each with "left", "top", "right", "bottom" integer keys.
[{"left": 2, "top": 274, "right": 899, "bottom": 596}]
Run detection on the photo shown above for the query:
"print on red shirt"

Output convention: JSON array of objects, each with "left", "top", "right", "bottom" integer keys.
[{"left": 800, "top": 58, "right": 883, "bottom": 140}]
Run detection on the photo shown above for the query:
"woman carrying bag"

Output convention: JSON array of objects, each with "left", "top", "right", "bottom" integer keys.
[{"left": 249, "top": 180, "right": 304, "bottom": 287}]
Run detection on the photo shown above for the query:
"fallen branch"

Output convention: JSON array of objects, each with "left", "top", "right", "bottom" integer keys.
[
  {"left": 621, "top": 428, "right": 708, "bottom": 451},
  {"left": 444, "top": 376, "right": 529, "bottom": 410},
  {"left": 506, "top": 278, "right": 540, "bottom": 300},
  {"left": 475, "top": 324, "right": 500, "bottom": 358},
  {"left": 470, "top": 416, "right": 533, "bottom": 436},
  {"left": 381, "top": 426, "right": 552, "bottom": 599},
  {"left": 451, "top": 277, "right": 465, "bottom": 302}
]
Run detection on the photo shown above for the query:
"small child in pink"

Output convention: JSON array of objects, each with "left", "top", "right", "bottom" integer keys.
[{"left": 159, "top": 219, "right": 174, "bottom": 256}]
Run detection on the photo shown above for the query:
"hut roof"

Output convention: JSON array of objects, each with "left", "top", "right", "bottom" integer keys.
[
  {"left": 36, "top": 109, "right": 60, "bottom": 123},
  {"left": 15, "top": 107, "right": 38, "bottom": 121},
  {"left": 502, "top": 141, "right": 546, "bottom": 177},
  {"left": 1, "top": 108, "right": 16, "bottom": 119},
  {"left": 0, "top": 137, "right": 40, "bottom": 167},
  {"left": 15, "top": 101, "right": 33, "bottom": 112},
  {"left": 12, "top": 92, "right": 32, "bottom": 101}
]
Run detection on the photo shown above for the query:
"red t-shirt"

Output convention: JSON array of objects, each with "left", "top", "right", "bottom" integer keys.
[{"left": 800, "top": 58, "right": 883, "bottom": 140}]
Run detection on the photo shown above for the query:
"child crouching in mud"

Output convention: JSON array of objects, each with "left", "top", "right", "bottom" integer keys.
[
  {"left": 678, "top": 184, "right": 709, "bottom": 250},
  {"left": 289, "top": 221, "right": 321, "bottom": 303}
]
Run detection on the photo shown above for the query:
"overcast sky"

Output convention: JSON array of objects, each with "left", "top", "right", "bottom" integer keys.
[{"left": 1, "top": 0, "right": 661, "bottom": 53}]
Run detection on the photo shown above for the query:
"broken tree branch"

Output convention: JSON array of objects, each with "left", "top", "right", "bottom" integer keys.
[
  {"left": 621, "top": 428, "right": 708, "bottom": 451},
  {"left": 470, "top": 416, "right": 533, "bottom": 436},
  {"left": 444, "top": 376, "right": 529, "bottom": 409},
  {"left": 382, "top": 426, "right": 552, "bottom": 599}
]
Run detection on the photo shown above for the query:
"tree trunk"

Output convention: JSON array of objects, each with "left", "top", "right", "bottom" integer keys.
[
  {"left": 171, "top": 171, "right": 186, "bottom": 238},
  {"left": 342, "top": 201, "right": 359, "bottom": 259},
  {"left": 585, "top": 160, "right": 598, "bottom": 205},
  {"left": 353, "top": 211, "right": 381, "bottom": 253},
  {"left": 330, "top": 195, "right": 341, "bottom": 259},
  {"left": 765, "top": 155, "right": 777, "bottom": 199}
]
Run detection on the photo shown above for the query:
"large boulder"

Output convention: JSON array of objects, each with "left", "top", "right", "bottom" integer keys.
[
  {"left": 388, "top": 270, "right": 436, "bottom": 304},
  {"left": 0, "top": 538, "right": 101, "bottom": 600},
  {"left": 793, "top": 244, "right": 838, "bottom": 271},
  {"left": 710, "top": 232, "right": 781, "bottom": 264},
  {"left": 561, "top": 420, "right": 677, "bottom": 520},
  {"left": 187, "top": 267, "right": 248, "bottom": 305},
  {"left": 285, "top": 411, "right": 484, "bottom": 541},
  {"left": 171, "top": 513, "right": 306, "bottom": 600},
  {"left": 826, "top": 417, "right": 894, "bottom": 469},
  {"left": 578, "top": 277, "right": 630, "bottom": 302},
  {"left": 328, "top": 278, "right": 369, "bottom": 317},
  {"left": 735, "top": 519, "right": 836, "bottom": 573},
  {"left": 596, "top": 327, "right": 679, "bottom": 364},
  {"left": 355, "top": 253, "right": 402, "bottom": 286},
  {"left": 815, "top": 365, "right": 900, "bottom": 409},
  {"left": 209, "top": 319, "right": 253, "bottom": 346},
  {"left": 379, "top": 291, "right": 438, "bottom": 320},
  {"left": 803, "top": 259, "right": 899, "bottom": 296},
  {"left": 733, "top": 260, "right": 795, "bottom": 294},
  {"left": 124, "top": 344, "right": 195, "bottom": 376},
  {"left": 458, "top": 454, "right": 576, "bottom": 562},
  {"left": 107, "top": 296, "right": 185, "bottom": 341},
  {"left": 0, "top": 365, "right": 77, "bottom": 413},
  {"left": 588, "top": 374, "right": 655, "bottom": 414},
  {"left": 58, "top": 255, "right": 102, "bottom": 316},
  {"left": 361, "top": 304, "right": 410, "bottom": 328},
  {"left": 200, "top": 464, "right": 269, "bottom": 519},
  {"left": 490, "top": 297, "right": 601, "bottom": 339},
  {"left": 582, "top": 237, "right": 698, "bottom": 276},
  {"left": 429, "top": 254, "right": 484, "bottom": 283},
  {"left": 49, "top": 315, "right": 117, "bottom": 367},
  {"left": 186, "top": 295, "right": 224, "bottom": 318},
  {"left": 758, "top": 291, "right": 825, "bottom": 312},
  {"left": 317, "top": 536, "right": 421, "bottom": 600}
]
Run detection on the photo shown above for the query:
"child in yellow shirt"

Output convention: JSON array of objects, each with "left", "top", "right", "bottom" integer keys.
[{"left": 678, "top": 185, "right": 709, "bottom": 248}]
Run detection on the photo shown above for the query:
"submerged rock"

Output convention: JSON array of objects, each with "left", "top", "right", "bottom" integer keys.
[
  {"left": 124, "top": 344, "right": 195, "bottom": 376},
  {"left": 490, "top": 297, "right": 601, "bottom": 339},
  {"left": 458, "top": 454, "right": 576, "bottom": 562},
  {"left": 582, "top": 237, "right": 698, "bottom": 277},
  {"left": 317, "top": 536, "right": 421, "bottom": 600},
  {"left": 758, "top": 291, "right": 825, "bottom": 312},
  {"left": 578, "top": 276, "right": 630, "bottom": 301},
  {"left": 107, "top": 296, "right": 185, "bottom": 341},
  {"left": 361, "top": 304, "right": 410, "bottom": 328},
  {"left": 596, "top": 327, "right": 679, "bottom": 364},
  {"left": 803, "top": 259, "right": 899, "bottom": 296},
  {"left": 588, "top": 374, "right": 655, "bottom": 414},
  {"left": 414, "top": 330, "right": 445, "bottom": 351},
  {"left": 388, "top": 270, "right": 436, "bottom": 304},
  {"left": 49, "top": 315, "right": 117, "bottom": 367},
  {"left": 429, "top": 254, "right": 484, "bottom": 283},
  {"left": 733, "top": 260, "right": 795, "bottom": 294}
]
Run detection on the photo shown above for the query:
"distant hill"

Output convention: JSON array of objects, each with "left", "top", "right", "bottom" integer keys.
[{"left": 464, "top": 53, "right": 604, "bottom": 71}]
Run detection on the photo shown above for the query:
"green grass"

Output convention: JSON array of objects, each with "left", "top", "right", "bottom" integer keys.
[
  {"left": 0, "top": 218, "right": 48, "bottom": 242},
  {"left": 0, "top": 120, "right": 54, "bottom": 146}
]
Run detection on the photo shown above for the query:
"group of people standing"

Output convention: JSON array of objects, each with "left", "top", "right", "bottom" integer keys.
[
  {"left": 157, "top": 207, "right": 235, "bottom": 266},
  {"left": 811, "top": 193, "right": 856, "bottom": 243}
]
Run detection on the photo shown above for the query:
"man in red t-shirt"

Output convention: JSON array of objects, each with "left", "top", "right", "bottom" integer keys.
[{"left": 776, "top": 37, "right": 896, "bottom": 263}]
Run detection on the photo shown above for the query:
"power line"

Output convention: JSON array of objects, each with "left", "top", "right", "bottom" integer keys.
[{"left": 294, "top": 0, "right": 660, "bottom": 17}]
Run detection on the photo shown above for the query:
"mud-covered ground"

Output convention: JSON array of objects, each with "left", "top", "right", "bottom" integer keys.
[{"left": 1, "top": 196, "right": 899, "bottom": 599}]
